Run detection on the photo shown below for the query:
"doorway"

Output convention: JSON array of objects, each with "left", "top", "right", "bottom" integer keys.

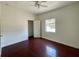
[{"left": 28, "top": 20, "right": 34, "bottom": 38}]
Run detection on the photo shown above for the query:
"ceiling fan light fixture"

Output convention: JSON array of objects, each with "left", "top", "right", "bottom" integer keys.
[{"left": 33, "top": 1, "right": 47, "bottom": 8}]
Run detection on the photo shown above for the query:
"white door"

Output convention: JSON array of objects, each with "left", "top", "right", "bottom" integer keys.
[{"left": 34, "top": 20, "right": 40, "bottom": 37}]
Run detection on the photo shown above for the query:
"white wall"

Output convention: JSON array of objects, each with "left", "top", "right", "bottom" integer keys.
[
  {"left": 1, "top": 5, "right": 35, "bottom": 48},
  {"left": 38, "top": 3, "right": 79, "bottom": 49},
  {"left": 0, "top": 4, "right": 2, "bottom": 57}
]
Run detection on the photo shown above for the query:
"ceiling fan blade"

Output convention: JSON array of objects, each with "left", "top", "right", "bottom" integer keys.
[
  {"left": 41, "top": 1, "right": 47, "bottom": 2},
  {"left": 40, "top": 5, "right": 47, "bottom": 7}
]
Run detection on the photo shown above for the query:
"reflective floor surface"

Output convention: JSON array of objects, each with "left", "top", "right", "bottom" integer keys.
[{"left": 1, "top": 37, "right": 79, "bottom": 57}]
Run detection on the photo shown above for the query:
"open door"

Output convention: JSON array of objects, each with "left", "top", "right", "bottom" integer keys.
[
  {"left": 28, "top": 20, "right": 34, "bottom": 38},
  {"left": 34, "top": 20, "right": 40, "bottom": 38}
]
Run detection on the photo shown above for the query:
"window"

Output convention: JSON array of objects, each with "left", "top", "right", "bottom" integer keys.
[{"left": 45, "top": 18, "right": 55, "bottom": 32}]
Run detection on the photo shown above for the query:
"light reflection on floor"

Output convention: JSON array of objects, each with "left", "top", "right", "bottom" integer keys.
[{"left": 46, "top": 46, "right": 57, "bottom": 57}]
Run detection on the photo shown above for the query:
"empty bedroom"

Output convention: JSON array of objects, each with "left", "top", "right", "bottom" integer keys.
[{"left": 0, "top": 1, "right": 79, "bottom": 57}]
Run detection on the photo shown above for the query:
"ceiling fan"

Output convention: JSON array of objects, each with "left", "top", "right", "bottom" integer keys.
[{"left": 33, "top": 1, "right": 47, "bottom": 8}]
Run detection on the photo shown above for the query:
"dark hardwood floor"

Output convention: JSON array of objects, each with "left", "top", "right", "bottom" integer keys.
[{"left": 1, "top": 37, "right": 79, "bottom": 57}]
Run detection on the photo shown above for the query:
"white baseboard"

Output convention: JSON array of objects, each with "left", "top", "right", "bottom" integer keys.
[{"left": 42, "top": 36, "right": 79, "bottom": 49}]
